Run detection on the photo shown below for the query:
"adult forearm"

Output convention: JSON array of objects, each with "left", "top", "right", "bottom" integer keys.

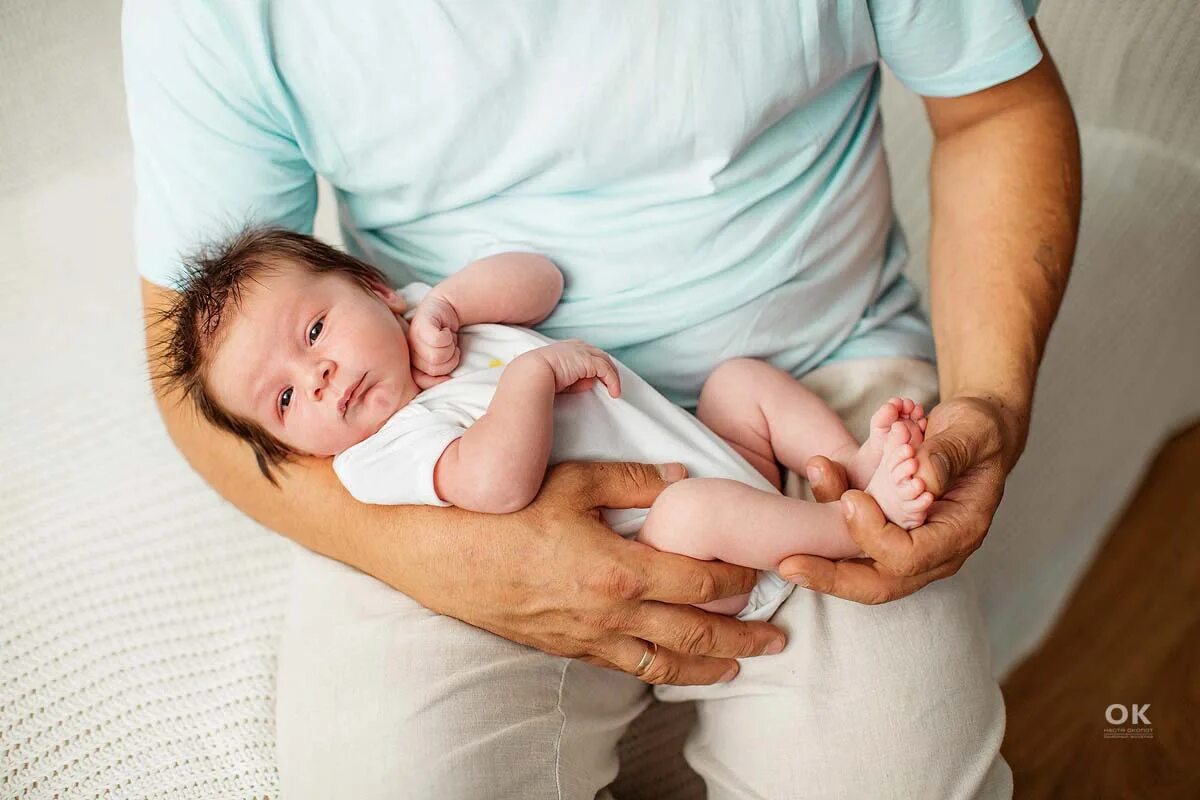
[{"left": 926, "top": 43, "right": 1081, "bottom": 469}]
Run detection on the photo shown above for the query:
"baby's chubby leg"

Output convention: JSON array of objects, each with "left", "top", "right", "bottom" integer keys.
[
  {"left": 701, "top": 358, "right": 933, "bottom": 527},
  {"left": 637, "top": 478, "right": 858, "bottom": 614},
  {"left": 697, "top": 357, "right": 867, "bottom": 482},
  {"left": 635, "top": 358, "right": 871, "bottom": 614},
  {"left": 637, "top": 358, "right": 935, "bottom": 616}
]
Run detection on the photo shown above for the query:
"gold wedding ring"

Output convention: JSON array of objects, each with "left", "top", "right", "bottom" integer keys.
[{"left": 634, "top": 640, "right": 659, "bottom": 677}]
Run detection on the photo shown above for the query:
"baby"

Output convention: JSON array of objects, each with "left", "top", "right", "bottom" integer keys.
[{"left": 157, "top": 227, "right": 934, "bottom": 620}]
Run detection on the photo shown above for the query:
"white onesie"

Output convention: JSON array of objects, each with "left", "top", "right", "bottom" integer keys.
[{"left": 332, "top": 284, "right": 794, "bottom": 622}]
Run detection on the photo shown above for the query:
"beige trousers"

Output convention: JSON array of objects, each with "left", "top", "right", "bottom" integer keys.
[{"left": 275, "top": 357, "right": 1012, "bottom": 799}]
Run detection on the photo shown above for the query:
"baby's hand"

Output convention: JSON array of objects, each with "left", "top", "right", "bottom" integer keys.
[
  {"left": 528, "top": 340, "right": 622, "bottom": 398},
  {"left": 409, "top": 294, "right": 462, "bottom": 386}
]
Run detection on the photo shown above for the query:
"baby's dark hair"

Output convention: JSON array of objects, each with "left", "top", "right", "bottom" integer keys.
[{"left": 148, "top": 225, "right": 393, "bottom": 485}]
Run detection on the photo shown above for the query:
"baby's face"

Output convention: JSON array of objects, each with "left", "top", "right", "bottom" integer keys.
[{"left": 205, "top": 263, "right": 418, "bottom": 457}]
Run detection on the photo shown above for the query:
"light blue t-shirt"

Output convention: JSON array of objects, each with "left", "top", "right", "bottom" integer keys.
[{"left": 124, "top": 0, "right": 1041, "bottom": 407}]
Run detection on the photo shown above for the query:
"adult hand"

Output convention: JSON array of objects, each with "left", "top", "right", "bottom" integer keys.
[
  {"left": 416, "top": 461, "right": 787, "bottom": 685},
  {"left": 778, "top": 396, "right": 1024, "bottom": 604}
]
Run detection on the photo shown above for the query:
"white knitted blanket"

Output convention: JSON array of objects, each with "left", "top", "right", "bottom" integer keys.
[{"left": 1, "top": 158, "right": 292, "bottom": 800}]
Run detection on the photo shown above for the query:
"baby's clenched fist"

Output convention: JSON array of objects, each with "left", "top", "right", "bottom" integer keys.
[{"left": 409, "top": 294, "right": 462, "bottom": 385}]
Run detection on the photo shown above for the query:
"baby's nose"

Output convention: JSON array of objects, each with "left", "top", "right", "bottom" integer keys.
[{"left": 311, "top": 364, "right": 333, "bottom": 400}]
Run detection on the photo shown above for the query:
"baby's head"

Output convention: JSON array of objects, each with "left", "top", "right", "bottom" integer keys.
[{"left": 153, "top": 226, "right": 420, "bottom": 482}]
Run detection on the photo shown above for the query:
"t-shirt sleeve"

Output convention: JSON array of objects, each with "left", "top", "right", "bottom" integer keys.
[
  {"left": 122, "top": 0, "right": 317, "bottom": 289},
  {"left": 331, "top": 405, "right": 466, "bottom": 506},
  {"left": 868, "top": 0, "right": 1043, "bottom": 98}
]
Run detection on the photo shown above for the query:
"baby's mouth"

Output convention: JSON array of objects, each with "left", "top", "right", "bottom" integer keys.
[{"left": 338, "top": 373, "right": 366, "bottom": 417}]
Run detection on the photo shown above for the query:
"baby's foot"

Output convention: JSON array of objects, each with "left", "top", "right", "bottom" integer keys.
[
  {"left": 864, "top": 420, "right": 935, "bottom": 530},
  {"left": 844, "top": 397, "right": 926, "bottom": 490}
]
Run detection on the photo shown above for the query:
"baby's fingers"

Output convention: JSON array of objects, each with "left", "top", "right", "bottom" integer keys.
[
  {"left": 412, "top": 368, "right": 452, "bottom": 391},
  {"left": 564, "top": 377, "right": 597, "bottom": 394},
  {"left": 591, "top": 354, "right": 622, "bottom": 398},
  {"left": 414, "top": 341, "right": 459, "bottom": 368},
  {"left": 414, "top": 322, "right": 456, "bottom": 349},
  {"left": 411, "top": 346, "right": 460, "bottom": 377}
]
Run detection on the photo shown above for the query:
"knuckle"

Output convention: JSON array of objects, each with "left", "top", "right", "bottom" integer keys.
[
  {"left": 643, "top": 660, "right": 681, "bottom": 686},
  {"left": 616, "top": 460, "right": 652, "bottom": 491},
  {"left": 546, "top": 461, "right": 587, "bottom": 491},
  {"left": 865, "top": 591, "right": 890, "bottom": 605},
  {"left": 590, "top": 560, "right": 645, "bottom": 602},
  {"left": 693, "top": 569, "right": 722, "bottom": 604},
  {"left": 679, "top": 624, "right": 717, "bottom": 655},
  {"left": 595, "top": 606, "right": 631, "bottom": 633}
]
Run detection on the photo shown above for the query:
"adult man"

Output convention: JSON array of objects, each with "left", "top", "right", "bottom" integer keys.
[{"left": 126, "top": 1, "right": 1079, "bottom": 796}]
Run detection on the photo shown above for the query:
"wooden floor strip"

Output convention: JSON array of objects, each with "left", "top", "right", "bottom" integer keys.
[{"left": 1001, "top": 422, "right": 1200, "bottom": 799}]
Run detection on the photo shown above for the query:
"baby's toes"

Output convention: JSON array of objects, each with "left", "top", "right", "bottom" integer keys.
[
  {"left": 887, "top": 420, "right": 913, "bottom": 448},
  {"left": 905, "top": 418, "right": 925, "bottom": 448},
  {"left": 903, "top": 492, "right": 935, "bottom": 514},
  {"left": 899, "top": 475, "right": 925, "bottom": 500},
  {"left": 869, "top": 401, "right": 901, "bottom": 434},
  {"left": 891, "top": 455, "right": 918, "bottom": 483},
  {"left": 900, "top": 397, "right": 915, "bottom": 417},
  {"left": 910, "top": 402, "right": 925, "bottom": 421},
  {"left": 896, "top": 494, "right": 933, "bottom": 529}
]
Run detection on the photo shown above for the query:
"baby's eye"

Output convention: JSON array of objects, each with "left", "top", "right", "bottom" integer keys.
[
  {"left": 308, "top": 318, "right": 324, "bottom": 344},
  {"left": 279, "top": 386, "right": 293, "bottom": 416}
]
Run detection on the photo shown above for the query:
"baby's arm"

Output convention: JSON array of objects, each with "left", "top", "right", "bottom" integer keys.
[
  {"left": 433, "top": 341, "right": 621, "bottom": 514},
  {"left": 434, "top": 252, "right": 564, "bottom": 327},
  {"left": 409, "top": 253, "right": 564, "bottom": 383}
]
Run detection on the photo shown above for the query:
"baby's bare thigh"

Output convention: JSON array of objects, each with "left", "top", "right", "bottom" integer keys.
[{"left": 699, "top": 357, "right": 859, "bottom": 474}]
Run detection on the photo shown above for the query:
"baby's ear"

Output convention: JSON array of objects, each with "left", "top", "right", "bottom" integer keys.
[{"left": 369, "top": 280, "right": 407, "bottom": 315}]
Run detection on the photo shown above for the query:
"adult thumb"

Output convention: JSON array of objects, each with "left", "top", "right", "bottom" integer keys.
[
  {"left": 572, "top": 461, "right": 688, "bottom": 511},
  {"left": 915, "top": 426, "right": 977, "bottom": 498}
]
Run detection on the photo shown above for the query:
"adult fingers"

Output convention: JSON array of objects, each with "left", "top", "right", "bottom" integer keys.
[
  {"left": 629, "top": 544, "right": 762, "bottom": 607},
  {"left": 836, "top": 489, "right": 970, "bottom": 577},
  {"left": 547, "top": 461, "right": 688, "bottom": 512},
  {"left": 625, "top": 598, "right": 785, "bottom": 660},
  {"left": 603, "top": 635, "right": 742, "bottom": 686},
  {"left": 916, "top": 431, "right": 974, "bottom": 499},
  {"left": 804, "top": 454, "right": 849, "bottom": 503},
  {"left": 780, "top": 552, "right": 967, "bottom": 604},
  {"left": 915, "top": 403, "right": 1005, "bottom": 498},
  {"left": 778, "top": 489, "right": 963, "bottom": 588}
]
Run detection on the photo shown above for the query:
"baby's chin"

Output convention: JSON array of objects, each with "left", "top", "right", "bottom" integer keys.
[
  {"left": 293, "top": 424, "right": 382, "bottom": 459},
  {"left": 297, "top": 383, "right": 412, "bottom": 457},
  {"left": 335, "top": 401, "right": 404, "bottom": 455}
]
